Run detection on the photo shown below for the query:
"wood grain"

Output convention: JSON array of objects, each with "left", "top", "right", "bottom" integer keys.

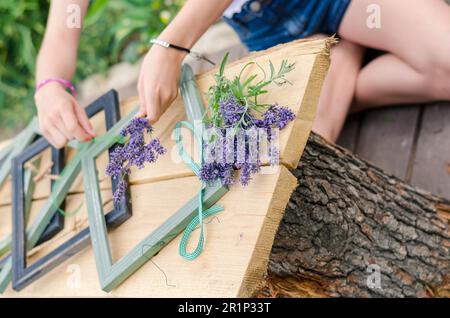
[
  {"left": 411, "top": 102, "right": 450, "bottom": 199},
  {"left": 1, "top": 167, "right": 296, "bottom": 297},
  {"left": 0, "top": 37, "right": 330, "bottom": 296},
  {"left": 336, "top": 114, "right": 361, "bottom": 152},
  {"left": 0, "top": 37, "right": 331, "bottom": 206},
  {"left": 356, "top": 106, "right": 421, "bottom": 179}
]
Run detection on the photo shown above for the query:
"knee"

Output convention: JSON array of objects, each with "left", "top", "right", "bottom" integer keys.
[{"left": 422, "top": 44, "right": 450, "bottom": 100}]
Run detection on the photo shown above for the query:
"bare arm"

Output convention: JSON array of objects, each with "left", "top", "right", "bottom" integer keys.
[
  {"left": 159, "top": 0, "right": 233, "bottom": 49},
  {"left": 36, "top": 0, "right": 88, "bottom": 82},
  {"left": 138, "top": 0, "right": 233, "bottom": 122},
  {"left": 35, "top": 0, "right": 95, "bottom": 148}
]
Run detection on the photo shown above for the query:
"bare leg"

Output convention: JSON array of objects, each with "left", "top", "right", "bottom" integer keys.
[
  {"left": 352, "top": 54, "right": 435, "bottom": 111},
  {"left": 312, "top": 39, "right": 364, "bottom": 141},
  {"left": 339, "top": 0, "right": 450, "bottom": 109}
]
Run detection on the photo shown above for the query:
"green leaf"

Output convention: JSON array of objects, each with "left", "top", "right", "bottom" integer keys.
[
  {"left": 219, "top": 52, "right": 229, "bottom": 77},
  {"left": 85, "top": 0, "right": 108, "bottom": 27}
]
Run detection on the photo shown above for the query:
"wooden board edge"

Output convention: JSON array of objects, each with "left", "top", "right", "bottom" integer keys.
[
  {"left": 282, "top": 50, "right": 331, "bottom": 169},
  {"left": 236, "top": 165, "right": 297, "bottom": 297},
  {"left": 197, "top": 37, "right": 335, "bottom": 80}
]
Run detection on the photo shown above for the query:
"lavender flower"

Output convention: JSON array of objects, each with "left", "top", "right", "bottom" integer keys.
[
  {"left": 236, "top": 162, "right": 260, "bottom": 186},
  {"left": 112, "top": 179, "right": 128, "bottom": 204},
  {"left": 259, "top": 104, "right": 295, "bottom": 129},
  {"left": 106, "top": 145, "right": 126, "bottom": 178},
  {"left": 202, "top": 57, "right": 296, "bottom": 187},
  {"left": 268, "top": 144, "right": 280, "bottom": 166},
  {"left": 199, "top": 162, "right": 234, "bottom": 186},
  {"left": 120, "top": 117, "right": 152, "bottom": 137},
  {"left": 219, "top": 96, "right": 245, "bottom": 126},
  {"left": 199, "top": 103, "right": 294, "bottom": 187},
  {"left": 106, "top": 118, "right": 166, "bottom": 203},
  {"left": 150, "top": 139, "right": 167, "bottom": 155}
]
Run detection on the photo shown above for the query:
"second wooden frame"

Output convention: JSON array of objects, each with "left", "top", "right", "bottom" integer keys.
[
  {"left": 4, "top": 90, "right": 133, "bottom": 292},
  {"left": 85, "top": 64, "right": 229, "bottom": 292}
]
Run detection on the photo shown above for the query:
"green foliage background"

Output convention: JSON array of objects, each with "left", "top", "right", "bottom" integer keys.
[{"left": 0, "top": 0, "right": 183, "bottom": 138}]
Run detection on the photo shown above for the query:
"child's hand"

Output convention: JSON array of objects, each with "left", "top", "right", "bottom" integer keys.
[
  {"left": 34, "top": 83, "right": 96, "bottom": 149},
  {"left": 137, "top": 45, "right": 186, "bottom": 123}
]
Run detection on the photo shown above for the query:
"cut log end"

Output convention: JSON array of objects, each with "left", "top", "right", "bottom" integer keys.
[{"left": 257, "top": 132, "right": 450, "bottom": 298}]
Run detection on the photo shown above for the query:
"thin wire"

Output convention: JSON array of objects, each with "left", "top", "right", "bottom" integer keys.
[{"left": 141, "top": 243, "right": 176, "bottom": 288}]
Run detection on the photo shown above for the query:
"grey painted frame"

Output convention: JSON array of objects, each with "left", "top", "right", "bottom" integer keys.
[
  {"left": 35, "top": 146, "right": 66, "bottom": 245},
  {"left": 85, "top": 64, "right": 228, "bottom": 292},
  {"left": 0, "top": 164, "right": 38, "bottom": 267},
  {"left": 0, "top": 115, "right": 41, "bottom": 274},
  {"left": 0, "top": 120, "right": 65, "bottom": 254},
  {"left": 3, "top": 90, "right": 133, "bottom": 292},
  {"left": 0, "top": 119, "right": 40, "bottom": 189},
  {"left": 0, "top": 138, "right": 37, "bottom": 268},
  {"left": 0, "top": 145, "right": 13, "bottom": 171},
  {"left": 0, "top": 135, "right": 73, "bottom": 292}
]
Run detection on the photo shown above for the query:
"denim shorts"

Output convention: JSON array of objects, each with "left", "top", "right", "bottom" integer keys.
[{"left": 223, "top": 0, "right": 351, "bottom": 51}]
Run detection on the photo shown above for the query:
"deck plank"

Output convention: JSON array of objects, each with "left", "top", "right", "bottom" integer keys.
[
  {"left": 336, "top": 113, "right": 362, "bottom": 152},
  {"left": 355, "top": 105, "right": 421, "bottom": 179},
  {"left": 410, "top": 102, "right": 450, "bottom": 199}
]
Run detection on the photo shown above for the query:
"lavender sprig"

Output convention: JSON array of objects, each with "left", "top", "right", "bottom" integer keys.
[
  {"left": 106, "top": 117, "right": 166, "bottom": 203},
  {"left": 199, "top": 54, "right": 296, "bottom": 187}
]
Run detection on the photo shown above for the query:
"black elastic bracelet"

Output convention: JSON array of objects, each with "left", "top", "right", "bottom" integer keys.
[{"left": 150, "top": 38, "right": 216, "bottom": 66}]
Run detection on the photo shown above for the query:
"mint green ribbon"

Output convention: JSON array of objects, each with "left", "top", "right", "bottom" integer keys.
[{"left": 174, "top": 121, "right": 224, "bottom": 261}]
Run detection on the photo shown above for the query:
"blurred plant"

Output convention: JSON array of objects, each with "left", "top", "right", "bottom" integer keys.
[{"left": 0, "top": 0, "right": 183, "bottom": 137}]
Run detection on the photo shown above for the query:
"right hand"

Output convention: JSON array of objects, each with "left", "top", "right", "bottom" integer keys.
[
  {"left": 34, "top": 83, "right": 96, "bottom": 149},
  {"left": 137, "top": 44, "right": 186, "bottom": 124}
]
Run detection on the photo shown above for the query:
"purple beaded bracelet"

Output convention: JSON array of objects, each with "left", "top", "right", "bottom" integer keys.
[{"left": 36, "top": 78, "right": 77, "bottom": 97}]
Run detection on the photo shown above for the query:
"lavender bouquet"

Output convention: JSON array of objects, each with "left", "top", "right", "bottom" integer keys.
[
  {"left": 106, "top": 117, "right": 166, "bottom": 203},
  {"left": 200, "top": 54, "right": 296, "bottom": 186}
]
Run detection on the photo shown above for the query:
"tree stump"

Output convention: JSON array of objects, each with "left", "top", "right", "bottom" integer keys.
[{"left": 261, "top": 132, "right": 450, "bottom": 298}]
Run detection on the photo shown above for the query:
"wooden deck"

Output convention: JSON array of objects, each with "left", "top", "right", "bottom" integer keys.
[{"left": 338, "top": 103, "right": 450, "bottom": 199}]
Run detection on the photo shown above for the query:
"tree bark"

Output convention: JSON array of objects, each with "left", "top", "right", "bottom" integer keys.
[{"left": 261, "top": 132, "right": 450, "bottom": 298}]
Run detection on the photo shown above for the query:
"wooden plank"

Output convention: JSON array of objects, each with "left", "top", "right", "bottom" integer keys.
[
  {"left": 336, "top": 113, "right": 362, "bottom": 152},
  {"left": 0, "top": 38, "right": 330, "bottom": 296},
  {"left": 410, "top": 102, "right": 450, "bottom": 199},
  {"left": 197, "top": 38, "right": 333, "bottom": 169},
  {"left": 0, "top": 37, "right": 331, "bottom": 206},
  {"left": 1, "top": 166, "right": 296, "bottom": 297},
  {"left": 83, "top": 150, "right": 226, "bottom": 292},
  {"left": 79, "top": 71, "right": 227, "bottom": 292},
  {"left": 355, "top": 105, "right": 421, "bottom": 179}
]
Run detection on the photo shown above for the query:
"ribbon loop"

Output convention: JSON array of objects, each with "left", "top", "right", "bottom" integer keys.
[
  {"left": 174, "top": 121, "right": 202, "bottom": 176},
  {"left": 174, "top": 120, "right": 224, "bottom": 260}
]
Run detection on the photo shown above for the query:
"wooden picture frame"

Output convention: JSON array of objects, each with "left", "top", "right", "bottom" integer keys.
[
  {"left": 85, "top": 64, "right": 229, "bottom": 292},
  {"left": 1, "top": 90, "right": 132, "bottom": 292},
  {"left": 35, "top": 88, "right": 127, "bottom": 244},
  {"left": 0, "top": 119, "right": 40, "bottom": 189},
  {"left": 0, "top": 145, "right": 13, "bottom": 172},
  {"left": 0, "top": 164, "right": 39, "bottom": 266},
  {"left": 0, "top": 143, "right": 28, "bottom": 271},
  {"left": 0, "top": 88, "right": 126, "bottom": 272},
  {"left": 35, "top": 147, "right": 66, "bottom": 245},
  {"left": 0, "top": 120, "right": 65, "bottom": 255},
  {"left": 0, "top": 137, "right": 67, "bottom": 292}
]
